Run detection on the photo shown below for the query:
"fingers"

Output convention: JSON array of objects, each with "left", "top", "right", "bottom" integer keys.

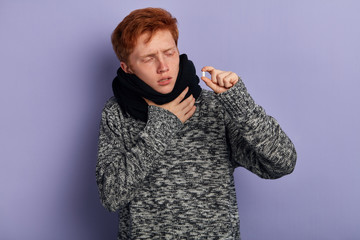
[
  {"left": 145, "top": 87, "right": 196, "bottom": 123},
  {"left": 144, "top": 98, "right": 156, "bottom": 106},
  {"left": 201, "top": 66, "right": 238, "bottom": 93},
  {"left": 174, "top": 87, "right": 197, "bottom": 122},
  {"left": 184, "top": 104, "right": 196, "bottom": 121},
  {"left": 202, "top": 66, "right": 215, "bottom": 74},
  {"left": 180, "top": 94, "right": 195, "bottom": 113},
  {"left": 201, "top": 75, "right": 219, "bottom": 92},
  {"left": 222, "top": 72, "right": 238, "bottom": 88},
  {"left": 216, "top": 71, "right": 229, "bottom": 87},
  {"left": 182, "top": 96, "right": 196, "bottom": 122},
  {"left": 202, "top": 66, "right": 217, "bottom": 85},
  {"left": 175, "top": 87, "right": 189, "bottom": 103}
]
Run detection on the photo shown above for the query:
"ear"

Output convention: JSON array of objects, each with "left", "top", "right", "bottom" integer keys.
[{"left": 120, "top": 62, "right": 134, "bottom": 74}]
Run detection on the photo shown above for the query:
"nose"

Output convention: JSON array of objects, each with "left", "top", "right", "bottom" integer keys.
[{"left": 157, "top": 56, "right": 169, "bottom": 74}]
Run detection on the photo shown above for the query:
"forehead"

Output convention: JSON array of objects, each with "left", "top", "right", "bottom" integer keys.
[{"left": 133, "top": 30, "right": 176, "bottom": 54}]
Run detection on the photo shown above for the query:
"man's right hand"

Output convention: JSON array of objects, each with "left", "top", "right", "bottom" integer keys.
[{"left": 144, "top": 87, "right": 196, "bottom": 123}]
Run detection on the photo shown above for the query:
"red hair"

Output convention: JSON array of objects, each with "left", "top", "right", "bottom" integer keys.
[{"left": 111, "top": 8, "right": 179, "bottom": 63}]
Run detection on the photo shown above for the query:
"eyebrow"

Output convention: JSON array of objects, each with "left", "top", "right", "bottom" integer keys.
[{"left": 140, "top": 46, "right": 176, "bottom": 58}]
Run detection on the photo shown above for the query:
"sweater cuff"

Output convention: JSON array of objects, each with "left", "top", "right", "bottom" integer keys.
[
  {"left": 217, "top": 78, "right": 256, "bottom": 119},
  {"left": 140, "top": 106, "right": 182, "bottom": 154}
]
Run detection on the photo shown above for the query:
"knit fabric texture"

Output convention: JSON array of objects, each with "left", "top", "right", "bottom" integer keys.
[{"left": 96, "top": 79, "right": 297, "bottom": 239}]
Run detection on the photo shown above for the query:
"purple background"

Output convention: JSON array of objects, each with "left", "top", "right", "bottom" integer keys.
[{"left": 1, "top": 0, "right": 359, "bottom": 239}]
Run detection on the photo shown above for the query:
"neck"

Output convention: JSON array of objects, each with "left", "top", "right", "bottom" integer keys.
[{"left": 112, "top": 54, "right": 202, "bottom": 122}]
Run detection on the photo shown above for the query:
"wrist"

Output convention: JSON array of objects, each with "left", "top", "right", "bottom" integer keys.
[{"left": 217, "top": 78, "right": 256, "bottom": 119}]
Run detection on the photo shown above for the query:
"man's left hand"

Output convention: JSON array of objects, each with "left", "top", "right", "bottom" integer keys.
[{"left": 201, "top": 66, "right": 239, "bottom": 94}]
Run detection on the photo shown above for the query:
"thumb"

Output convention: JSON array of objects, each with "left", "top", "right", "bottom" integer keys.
[
  {"left": 201, "top": 76, "right": 220, "bottom": 92},
  {"left": 143, "top": 98, "right": 156, "bottom": 106}
]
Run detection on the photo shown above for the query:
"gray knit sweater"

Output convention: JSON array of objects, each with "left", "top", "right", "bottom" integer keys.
[{"left": 96, "top": 79, "right": 297, "bottom": 239}]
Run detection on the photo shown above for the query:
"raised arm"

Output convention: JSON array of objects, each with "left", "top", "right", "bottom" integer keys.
[{"left": 202, "top": 67, "right": 297, "bottom": 179}]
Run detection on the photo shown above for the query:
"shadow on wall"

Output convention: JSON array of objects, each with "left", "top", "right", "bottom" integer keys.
[{"left": 59, "top": 44, "right": 119, "bottom": 239}]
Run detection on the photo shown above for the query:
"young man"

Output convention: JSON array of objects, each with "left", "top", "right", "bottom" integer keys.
[{"left": 96, "top": 7, "right": 297, "bottom": 239}]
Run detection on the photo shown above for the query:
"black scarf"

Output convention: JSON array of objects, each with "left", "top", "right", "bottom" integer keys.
[{"left": 112, "top": 54, "right": 202, "bottom": 122}]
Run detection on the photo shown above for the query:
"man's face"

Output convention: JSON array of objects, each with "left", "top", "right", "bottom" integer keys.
[{"left": 121, "top": 29, "right": 180, "bottom": 94}]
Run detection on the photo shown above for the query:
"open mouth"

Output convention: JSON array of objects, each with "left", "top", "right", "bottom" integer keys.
[
  {"left": 159, "top": 77, "right": 171, "bottom": 82},
  {"left": 158, "top": 77, "right": 171, "bottom": 85}
]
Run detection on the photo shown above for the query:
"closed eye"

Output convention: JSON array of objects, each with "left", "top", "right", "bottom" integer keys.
[
  {"left": 164, "top": 49, "right": 176, "bottom": 57},
  {"left": 142, "top": 57, "right": 154, "bottom": 63}
]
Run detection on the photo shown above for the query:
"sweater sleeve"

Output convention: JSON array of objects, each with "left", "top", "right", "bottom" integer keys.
[
  {"left": 96, "top": 102, "right": 182, "bottom": 211},
  {"left": 217, "top": 79, "right": 297, "bottom": 179}
]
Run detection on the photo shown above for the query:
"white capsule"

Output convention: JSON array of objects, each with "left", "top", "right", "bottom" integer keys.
[{"left": 202, "top": 71, "right": 206, "bottom": 77}]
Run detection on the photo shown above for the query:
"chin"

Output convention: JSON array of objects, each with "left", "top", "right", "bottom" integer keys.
[
  {"left": 156, "top": 85, "right": 175, "bottom": 94},
  {"left": 158, "top": 89, "right": 174, "bottom": 94}
]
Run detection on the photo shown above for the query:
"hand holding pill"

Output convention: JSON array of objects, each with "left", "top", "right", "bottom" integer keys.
[{"left": 200, "top": 66, "right": 239, "bottom": 94}]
